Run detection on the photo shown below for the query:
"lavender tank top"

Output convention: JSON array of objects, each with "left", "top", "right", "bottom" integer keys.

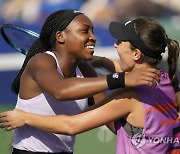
[
  {"left": 13, "top": 51, "right": 89, "bottom": 153},
  {"left": 115, "top": 70, "right": 179, "bottom": 154}
]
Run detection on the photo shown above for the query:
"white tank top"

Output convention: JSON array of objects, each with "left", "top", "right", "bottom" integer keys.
[{"left": 13, "top": 51, "right": 89, "bottom": 152}]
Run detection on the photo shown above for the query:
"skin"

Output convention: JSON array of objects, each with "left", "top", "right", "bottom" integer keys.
[
  {"left": 17, "top": 14, "right": 160, "bottom": 101},
  {"left": 19, "top": 14, "right": 106, "bottom": 101},
  {"left": 0, "top": 15, "right": 162, "bottom": 132},
  {"left": 0, "top": 41, "right": 155, "bottom": 133}
]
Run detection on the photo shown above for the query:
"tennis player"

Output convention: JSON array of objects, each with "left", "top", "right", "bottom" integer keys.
[
  {"left": 1, "top": 16, "right": 179, "bottom": 154},
  {"left": 0, "top": 11, "right": 163, "bottom": 154}
]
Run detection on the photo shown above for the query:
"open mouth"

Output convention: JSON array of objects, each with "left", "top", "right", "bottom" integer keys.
[{"left": 86, "top": 45, "right": 95, "bottom": 50}]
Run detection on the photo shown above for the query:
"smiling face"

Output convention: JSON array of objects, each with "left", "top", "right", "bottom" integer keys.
[
  {"left": 60, "top": 14, "right": 96, "bottom": 61},
  {"left": 114, "top": 41, "right": 137, "bottom": 72}
]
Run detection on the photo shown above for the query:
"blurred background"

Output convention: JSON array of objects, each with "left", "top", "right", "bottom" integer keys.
[{"left": 0, "top": 0, "right": 180, "bottom": 153}]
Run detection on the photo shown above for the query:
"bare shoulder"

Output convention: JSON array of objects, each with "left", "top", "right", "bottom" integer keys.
[
  {"left": 78, "top": 60, "right": 97, "bottom": 77},
  {"left": 27, "top": 53, "right": 57, "bottom": 70}
]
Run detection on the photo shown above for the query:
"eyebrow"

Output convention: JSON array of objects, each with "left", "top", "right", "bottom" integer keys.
[{"left": 81, "top": 24, "right": 94, "bottom": 29}]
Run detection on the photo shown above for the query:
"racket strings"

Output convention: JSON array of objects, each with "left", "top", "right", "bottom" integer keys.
[{"left": 2, "top": 26, "right": 38, "bottom": 55}]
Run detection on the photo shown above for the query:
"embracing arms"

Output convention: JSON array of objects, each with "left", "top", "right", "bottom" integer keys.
[
  {"left": 0, "top": 88, "right": 139, "bottom": 134},
  {"left": 23, "top": 53, "right": 160, "bottom": 100},
  {"left": 89, "top": 55, "right": 121, "bottom": 73}
]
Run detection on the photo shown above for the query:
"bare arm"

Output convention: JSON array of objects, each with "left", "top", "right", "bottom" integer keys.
[
  {"left": 78, "top": 60, "right": 107, "bottom": 105},
  {"left": 77, "top": 61, "right": 115, "bottom": 132},
  {"left": 90, "top": 55, "right": 121, "bottom": 72},
  {"left": 24, "top": 53, "right": 108, "bottom": 100},
  {"left": 0, "top": 88, "right": 136, "bottom": 134},
  {"left": 23, "top": 53, "right": 160, "bottom": 100}
]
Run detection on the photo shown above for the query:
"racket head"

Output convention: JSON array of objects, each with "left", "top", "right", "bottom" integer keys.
[{"left": 0, "top": 23, "right": 40, "bottom": 55}]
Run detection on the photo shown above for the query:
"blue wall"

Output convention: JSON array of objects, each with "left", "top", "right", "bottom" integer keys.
[{"left": 0, "top": 71, "right": 17, "bottom": 104}]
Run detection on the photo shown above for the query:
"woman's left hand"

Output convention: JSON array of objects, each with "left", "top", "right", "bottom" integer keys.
[{"left": 0, "top": 109, "right": 26, "bottom": 131}]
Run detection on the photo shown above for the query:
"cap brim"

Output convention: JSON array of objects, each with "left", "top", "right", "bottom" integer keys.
[{"left": 109, "top": 21, "right": 128, "bottom": 41}]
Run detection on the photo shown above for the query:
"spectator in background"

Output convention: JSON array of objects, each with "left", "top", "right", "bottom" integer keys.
[
  {"left": 0, "top": 0, "right": 42, "bottom": 23},
  {"left": 151, "top": 0, "right": 180, "bottom": 14},
  {"left": 80, "top": 0, "right": 180, "bottom": 26},
  {"left": 0, "top": 0, "right": 87, "bottom": 24}
]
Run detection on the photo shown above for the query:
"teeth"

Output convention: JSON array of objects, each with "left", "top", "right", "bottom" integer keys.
[{"left": 86, "top": 45, "right": 94, "bottom": 49}]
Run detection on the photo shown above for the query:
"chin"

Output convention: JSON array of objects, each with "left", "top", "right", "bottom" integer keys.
[{"left": 85, "top": 55, "right": 93, "bottom": 61}]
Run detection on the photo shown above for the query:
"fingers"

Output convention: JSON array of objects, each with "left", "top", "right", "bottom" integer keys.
[
  {"left": 0, "top": 120, "right": 13, "bottom": 131},
  {"left": 0, "top": 110, "right": 26, "bottom": 130},
  {"left": 0, "top": 112, "right": 8, "bottom": 123},
  {"left": 145, "top": 68, "right": 160, "bottom": 82},
  {"left": 6, "top": 126, "right": 14, "bottom": 131},
  {"left": 0, "top": 121, "right": 10, "bottom": 128},
  {"left": 125, "top": 67, "right": 161, "bottom": 87},
  {"left": 139, "top": 73, "right": 158, "bottom": 86},
  {"left": 145, "top": 68, "right": 161, "bottom": 81},
  {"left": 0, "top": 112, "right": 7, "bottom": 118},
  {"left": 0, "top": 116, "right": 7, "bottom": 123},
  {"left": 0, "top": 111, "right": 13, "bottom": 131},
  {"left": 138, "top": 79, "right": 156, "bottom": 87},
  {"left": 139, "top": 75, "right": 158, "bottom": 87},
  {"left": 0, "top": 124, "right": 14, "bottom": 131},
  {"left": 137, "top": 67, "right": 161, "bottom": 85},
  {"left": 0, "top": 113, "right": 9, "bottom": 129},
  {"left": 146, "top": 67, "right": 161, "bottom": 75}
]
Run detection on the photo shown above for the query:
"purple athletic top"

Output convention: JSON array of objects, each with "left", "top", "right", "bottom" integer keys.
[{"left": 115, "top": 70, "right": 180, "bottom": 154}]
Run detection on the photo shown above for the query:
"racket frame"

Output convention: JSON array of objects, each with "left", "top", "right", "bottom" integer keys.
[{"left": 0, "top": 23, "right": 39, "bottom": 55}]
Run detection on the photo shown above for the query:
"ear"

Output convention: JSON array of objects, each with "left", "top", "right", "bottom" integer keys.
[
  {"left": 133, "top": 49, "right": 142, "bottom": 60},
  {"left": 56, "top": 31, "right": 64, "bottom": 43}
]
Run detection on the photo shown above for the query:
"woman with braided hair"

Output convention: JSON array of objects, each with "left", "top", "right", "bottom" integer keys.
[
  {"left": 1, "top": 16, "right": 179, "bottom": 154},
  {"left": 0, "top": 10, "right": 161, "bottom": 154}
]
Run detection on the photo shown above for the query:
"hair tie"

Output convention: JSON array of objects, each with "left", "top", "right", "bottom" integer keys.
[{"left": 165, "top": 36, "right": 171, "bottom": 45}]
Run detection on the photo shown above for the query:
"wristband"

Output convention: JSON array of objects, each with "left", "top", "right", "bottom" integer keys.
[{"left": 106, "top": 72, "right": 125, "bottom": 90}]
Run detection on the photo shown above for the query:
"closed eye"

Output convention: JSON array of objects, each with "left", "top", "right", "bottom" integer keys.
[{"left": 81, "top": 29, "right": 88, "bottom": 33}]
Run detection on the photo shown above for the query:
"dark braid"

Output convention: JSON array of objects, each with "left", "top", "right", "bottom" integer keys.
[
  {"left": 11, "top": 10, "right": 67, "bottom": 94},
  {"left": 39, "top": 10, "right": 65, "bottom": 48},
  {"left": 11, "top": 40, "right": 45, "bottom": 94}
]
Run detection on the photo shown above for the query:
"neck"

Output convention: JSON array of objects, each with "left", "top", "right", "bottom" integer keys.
[
  {"left": 53, "top": 51, "right": 78, "bottom": 78},
  {"left": 133, "top": 62, "right": 155, "bottom": 71}
]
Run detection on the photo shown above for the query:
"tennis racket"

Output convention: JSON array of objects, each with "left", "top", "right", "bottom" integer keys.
[{"left": 0, "top": 23, "right": 40, "bottom": 55}]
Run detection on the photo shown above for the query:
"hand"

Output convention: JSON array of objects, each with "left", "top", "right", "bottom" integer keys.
[
  {"left": 125, "top": 67, "right": 160, "bottom": 87},
  {"left": 0, "top": 109, "right": 26, "bottom": 131}
]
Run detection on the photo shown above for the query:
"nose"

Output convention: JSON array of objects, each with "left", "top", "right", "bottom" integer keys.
[
  {"left": 114, "top": 43, "right": 118, "bottom": 48},
  {"left": 89, "top": 32, "right": 97, "bottom": 43}
]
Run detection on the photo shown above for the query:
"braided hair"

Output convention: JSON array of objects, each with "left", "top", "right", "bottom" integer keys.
[{"left": 12, "top": 9, "right": 82, "bottom": 94}]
